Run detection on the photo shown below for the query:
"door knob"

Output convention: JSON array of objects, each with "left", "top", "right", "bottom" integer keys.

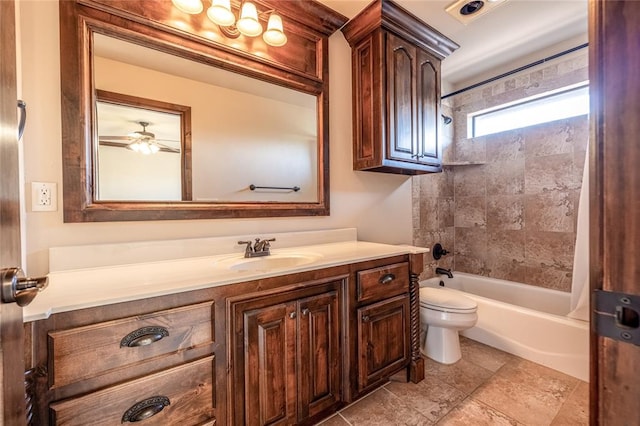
[{"left": 1, "top": 267, "right": 48, "bottom": 307}]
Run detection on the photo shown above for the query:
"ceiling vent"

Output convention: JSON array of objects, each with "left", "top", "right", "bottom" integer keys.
[{"left": 446, "top": 0, "right": 509, "bottom": 25}]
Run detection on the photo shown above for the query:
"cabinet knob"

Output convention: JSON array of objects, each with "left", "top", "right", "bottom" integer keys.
[
  {"left": 122, "top": 395, "right": 170, "bottom": 423},
  {"left": 289, "top": 311, "right": 297, "bottom": 319},
  {"left": 362, "top": 315, "right": 370, "bottom": 322},
  {"left": 302, "top": 308, "right": 310, "bottom": 316}
]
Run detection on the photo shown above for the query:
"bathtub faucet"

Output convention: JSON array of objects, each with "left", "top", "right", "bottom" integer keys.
[{"left": 435, "top": 267, "right": 453, "bottom": 279}]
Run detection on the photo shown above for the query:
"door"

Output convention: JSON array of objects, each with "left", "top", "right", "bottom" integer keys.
[
  {"left": 0, "top": 0, "right": 27, "bottom": 424},
  {"left": 297, "top": 290, "right": 341, "bottom": 420},
  {"left": 589, "top": 0, "right": 640, "bottom": 423},
  {"left": 357, "top": 294, "right": 409, "bottom": 391}
]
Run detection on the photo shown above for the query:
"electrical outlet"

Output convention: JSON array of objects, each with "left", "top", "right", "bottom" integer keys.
[{"left": 32, "top": 182, "right": 57, "bottom": 212}]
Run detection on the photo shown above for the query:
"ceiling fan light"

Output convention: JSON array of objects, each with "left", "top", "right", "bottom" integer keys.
[
  {"left": 263, "top": 13, "right": 287, "bottom": 47},
  {"left": 138, "top": 142, "right": 152, "bottom": 155},
  {"left": 149, "top": 143, "right": 161, "bottom": 154},
  {"left": 128, "top": 141, "right": 141, "bottom": 152},
  {"left": 171, "top": 0, "right": 203, "bottom": 14},
  {"left": 237, "top": 2, "right": 262, "bottom": 37},
  {"left": 207, "top": 0, "right": 235, "bottom": 26}
]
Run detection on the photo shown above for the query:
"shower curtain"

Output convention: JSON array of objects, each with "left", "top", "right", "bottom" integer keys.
[{"left": 568, "top": 144, "right": 589, "bottom": 321}]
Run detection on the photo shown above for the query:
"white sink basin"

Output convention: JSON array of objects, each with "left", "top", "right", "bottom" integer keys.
[{"left": 214, "top": 253, "right": 323, "bottom": 272}]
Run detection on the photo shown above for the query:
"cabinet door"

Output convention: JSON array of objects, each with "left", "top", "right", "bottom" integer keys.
[
  {"left": 357, "top": 294, "right": 410, "bottom": 391},
  {"left": 416, "top": 48, "right": 441, "bottom": 167},
  {"left": 231, "top": 280, "right": 345, "bottom": 425},
  {"left": 297, "top": 290, "right": 341, "bottom": 420},
  {"left": 243, "top": 301, "right": 297, "bottom": 426},
  {"left": 386, "top": 32, "right": 418, "bottom": 163}
]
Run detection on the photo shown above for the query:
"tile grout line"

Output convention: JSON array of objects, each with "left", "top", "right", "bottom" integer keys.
[
  {"left": 459, "top": 355, "right": 522, "bottom": 423},
  {"left": 322, "top": 385, "right": 387, "bottom": 425},
  {"left": 468, "top": 355, "right": 583, "bottom": 426},
  {"left": 380, "top": 385, "right": 435, "bottom": 423},
  {"left": 547, "top": 378, "right": 582, "bottom": 425},
  {"left": 382, "top": 379, "right": 464, "bottom": 424},
  {"left": 337, "top": 413, "right": 353, "bottom": 426}
]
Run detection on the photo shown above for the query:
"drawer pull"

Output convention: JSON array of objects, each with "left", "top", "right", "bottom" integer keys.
[
  {"left": 379, "top": 273, "right": 396, "bottom": 285},
  {"left": 122, "top": 395, "right": 170, "bottom": 423},
  {"left": 362, "top": 315, "right": 370, "bottom": 322},
  {"left": 120, "top": 326, "right": 169, "bottom": 348},
  {"left": 302, "top": 308, "right": 310, "bottom": 316}
]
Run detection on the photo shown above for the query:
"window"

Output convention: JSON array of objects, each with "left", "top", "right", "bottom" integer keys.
[{"left": 468, "top": 82, "right": 589, "bottom": 138}]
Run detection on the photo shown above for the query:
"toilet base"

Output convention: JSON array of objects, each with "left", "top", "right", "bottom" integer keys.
[{"left": 422, "top": 326, "right": 462, "bottom": 364}]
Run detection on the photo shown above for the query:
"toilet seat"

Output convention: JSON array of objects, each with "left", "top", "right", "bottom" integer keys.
[{"left": 419, "top": 287, "right": 477, "bottom": 313}]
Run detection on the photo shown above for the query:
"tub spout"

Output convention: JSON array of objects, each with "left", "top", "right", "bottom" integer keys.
[{"left": 435, "top": 267, "right": 453, "bottom": 279}]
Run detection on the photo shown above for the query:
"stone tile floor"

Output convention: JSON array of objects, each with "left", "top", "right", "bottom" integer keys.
[{"left": 317, "top": 337, "right": 588, "bottom": 425}]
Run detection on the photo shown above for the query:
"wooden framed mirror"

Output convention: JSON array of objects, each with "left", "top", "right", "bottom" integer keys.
[{"left": 59, "top": 0, "right": 346, "bottom": 222}]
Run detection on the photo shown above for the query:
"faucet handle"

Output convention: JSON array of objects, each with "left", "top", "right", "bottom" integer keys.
[
  {"left": 238, "top": 240, "right": 253, "bottom": 253},
  {"left": 254, "top": 237, "right": 275, "bottom": 252}
]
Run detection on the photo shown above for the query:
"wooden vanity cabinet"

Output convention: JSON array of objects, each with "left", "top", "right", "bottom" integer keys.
[
  {"left": 229, "top": 278, "right": 345, "bottom": 426},
  {"left": 26, "top": 253, "right": 425, "bottom": 425},
  {"left": 341, "top": 0, "right": 458, "bottom": 175}
]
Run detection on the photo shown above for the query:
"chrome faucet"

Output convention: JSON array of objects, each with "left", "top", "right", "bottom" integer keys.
[
  {"left": 238, "top": 238, "right": 276, "bottom": 258},
  {"left": 435, "top": 267, "right": 453, "bottom": 279}
]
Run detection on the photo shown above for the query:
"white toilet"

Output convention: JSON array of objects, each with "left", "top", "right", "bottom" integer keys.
[{"left": 419, "top": 286, "right": 478, "bottom": 364}]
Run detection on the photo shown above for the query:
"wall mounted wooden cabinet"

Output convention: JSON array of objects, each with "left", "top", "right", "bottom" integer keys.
[{"left": 341, "top": 0, "right": 458, "bottom": 175}]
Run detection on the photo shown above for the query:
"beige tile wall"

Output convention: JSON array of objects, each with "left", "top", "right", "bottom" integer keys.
[{"left": 414, "top": 49, "right": 589, "bottom": 291}]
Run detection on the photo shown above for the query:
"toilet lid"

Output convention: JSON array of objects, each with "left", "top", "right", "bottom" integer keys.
[{"left": 419, "top": 287, "right": 477, "bottom": 312}]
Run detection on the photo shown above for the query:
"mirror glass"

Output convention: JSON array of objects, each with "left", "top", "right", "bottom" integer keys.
[
  {"left": 96, "top": 91, "right": 189, "bottom": 201},
  {"left": 93, "top": 32, "right": 319, "bottom": 204}
]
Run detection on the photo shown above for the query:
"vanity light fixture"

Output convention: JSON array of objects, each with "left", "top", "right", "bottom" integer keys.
[
  {"left": 172, "top": 0, "right": 204, "bottom": 14},
  {"left": 172, "top": 0, "right": 288, "bottom": 47}
]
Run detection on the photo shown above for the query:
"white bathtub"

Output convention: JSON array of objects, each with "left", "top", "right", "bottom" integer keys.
[{"left": 421, "top": 272, "right": 589, "bottom": 381}]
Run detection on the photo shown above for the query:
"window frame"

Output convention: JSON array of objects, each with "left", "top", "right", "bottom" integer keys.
[{"left": 468, "top": 81, "right": 589, "bottom": 138}]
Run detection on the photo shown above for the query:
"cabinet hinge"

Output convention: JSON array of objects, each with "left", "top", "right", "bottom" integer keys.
[{"left": 593, "top": 289, "right": 640, "bottom": 346}]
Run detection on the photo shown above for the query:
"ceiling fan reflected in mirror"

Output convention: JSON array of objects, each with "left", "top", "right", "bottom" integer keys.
[{"left": 98, "top": 121, "right": 181, "bottom": 155}]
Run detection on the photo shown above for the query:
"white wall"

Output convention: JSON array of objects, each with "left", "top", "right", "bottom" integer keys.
[
  {"left": 98, "top": 146, "right": 183, "bottom": 201},
  {"left": 18, "top": 0, "right": 413, "bottom": 276}
]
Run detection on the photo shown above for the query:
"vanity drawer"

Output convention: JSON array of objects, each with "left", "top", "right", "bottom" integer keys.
[
  {"left": 357, "top": 262, "right": 409, "bottom": 303},
  {"left": 49, "top": 355, "right": 215, "bottom": 426},
  {"left": 48, "top": 301, "right": 214, "bottom": 389}
]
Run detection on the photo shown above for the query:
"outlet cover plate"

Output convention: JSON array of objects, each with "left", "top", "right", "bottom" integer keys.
[{"left": 32, "top": 182, "right": 57, "bottom": 212}]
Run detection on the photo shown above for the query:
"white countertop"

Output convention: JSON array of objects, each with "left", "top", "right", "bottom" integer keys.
[{"left": 24, "top": 240, "right": 427, "bottom": 322}]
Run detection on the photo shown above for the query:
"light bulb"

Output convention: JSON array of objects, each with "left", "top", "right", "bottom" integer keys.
[
  {"left": 171, "top": 0, "right": 203, "bottom": 14},
  {"left": 207, "top": 0, "right": 235, "bottom": 26},
  {"left": 236, "top": 2, "right": 262, "bottom": 37},
  {"left": 139, "top": 142, "right": 152, "bottom": 155},
  {"left": 263, "top": 13, "right": 287, "bottom": 47},
  {"left": 149, "top": 143, "right": 160, "bottom": 154},
  {"left": 128, "top": 142, "right": 141, "bottom": 152}
]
